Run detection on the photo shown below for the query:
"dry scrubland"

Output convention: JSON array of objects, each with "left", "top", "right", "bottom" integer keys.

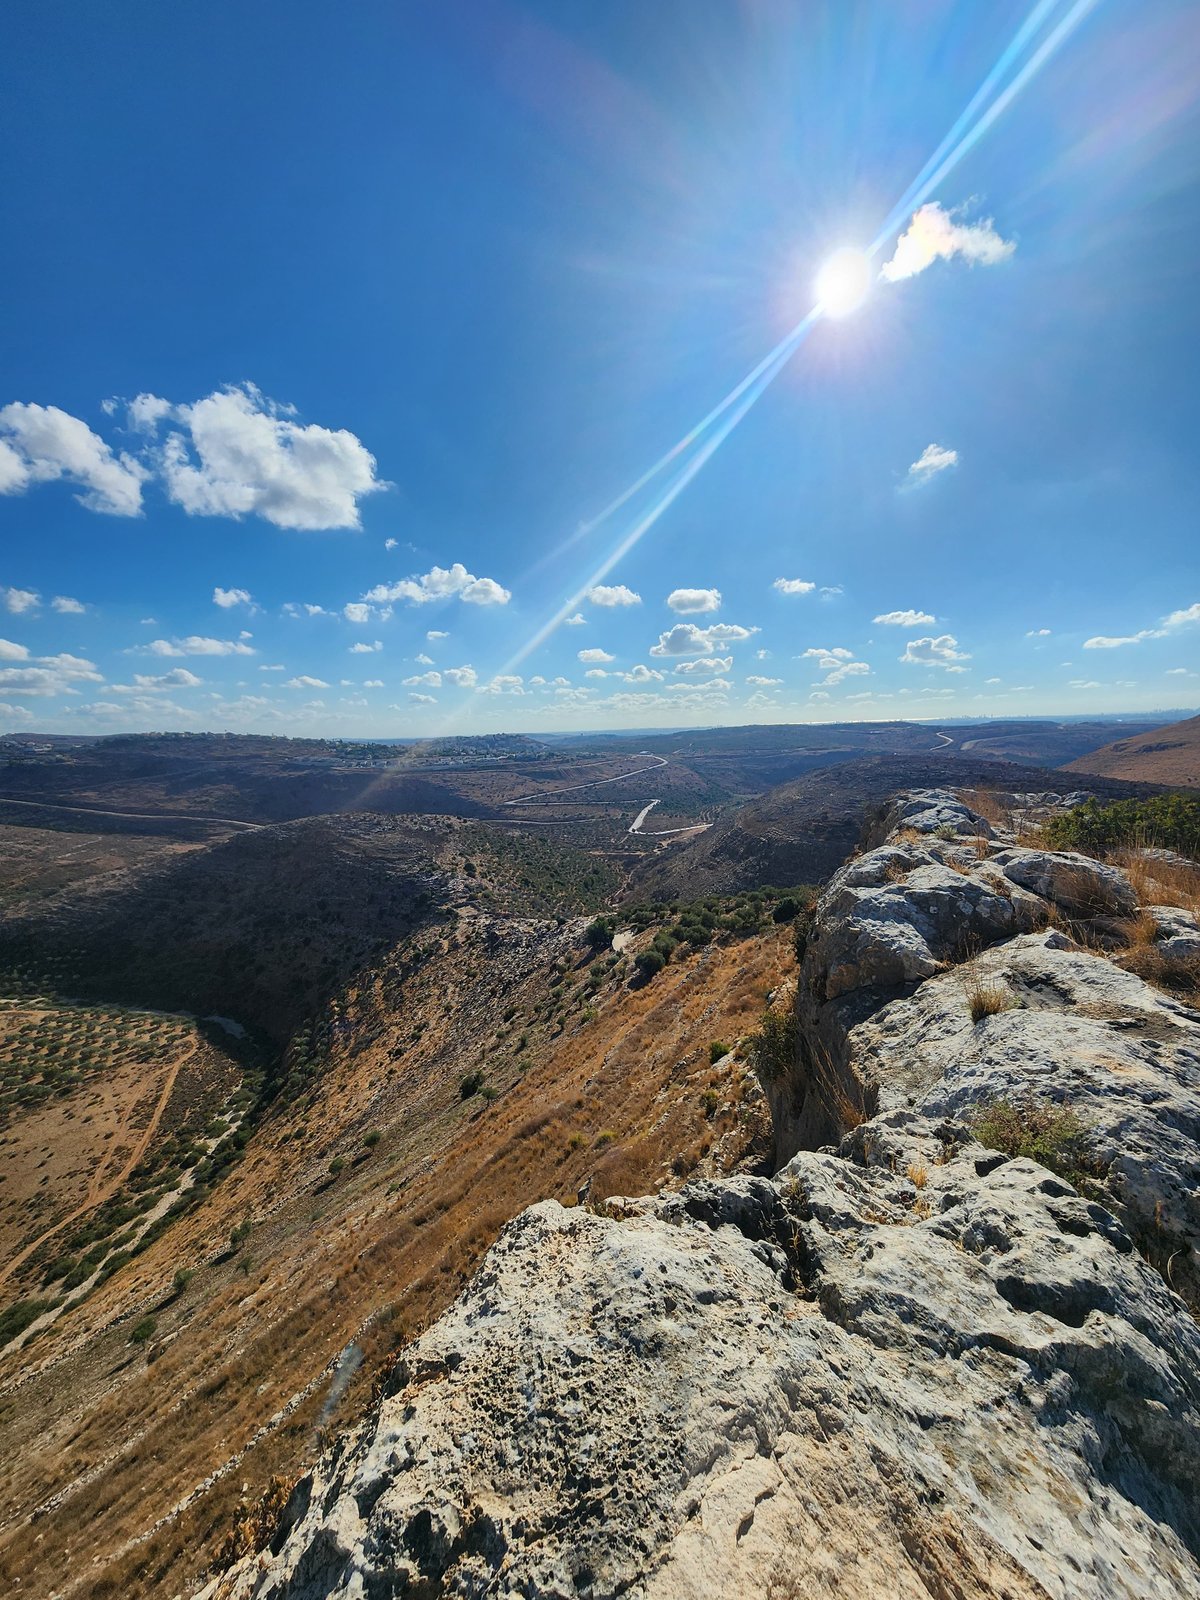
[{"left": 0, "top": 859, "right": 798, "bottom": 1597}]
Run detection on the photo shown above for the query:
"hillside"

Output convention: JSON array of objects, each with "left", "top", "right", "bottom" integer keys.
[
  {"left": 208, "top": 788, "right": 1200, "bottom": 1600},
  {"left": 1063, "top": 711, "right": 1200, "bottom": 786}
]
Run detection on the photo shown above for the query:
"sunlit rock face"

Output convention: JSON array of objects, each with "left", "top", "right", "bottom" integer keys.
[{"left": 205, "top": 790, "right": 1200, "bottom": 1600}]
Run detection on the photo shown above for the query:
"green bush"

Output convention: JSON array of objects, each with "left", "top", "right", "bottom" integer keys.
[
  {"left": 172, "top": 1267, "right": 194, "bottom": 1295},
  {"left": 970, "top": 1098, "right": 1099, "bottom": 1189},
  {"left": 0, "top": 1298, "right": 54, "bottom": 1345},
  {"left": 1043, "top": 794, "right": 1200, "bottom": 860},
  {"left": 362, "top": 1130, "right": 381, "bottom": 1148},
  {"left": 460, "top": 1069, "right": 485, "bottom": 1098},
  {"left": 635, "top": 949, "right": 666, "bottom": 979},
  {"left": 709, "top": 1041, "right": 731, "bottom": 1063},
  {"left": 748, "top": 1009, "right": 797, "bottom": 1083},
  {"left": 129, "top": 1315, "right": 157, "bottom": 1345}
]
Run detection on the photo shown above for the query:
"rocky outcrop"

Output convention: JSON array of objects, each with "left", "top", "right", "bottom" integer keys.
[{"left": 205, "top": 790, "right": 1200, "bottom": 1600}]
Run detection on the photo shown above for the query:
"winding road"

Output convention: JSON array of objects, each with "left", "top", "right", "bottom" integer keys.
[{"left": 501, "top": 754, "right": 669, "bottom": 806}]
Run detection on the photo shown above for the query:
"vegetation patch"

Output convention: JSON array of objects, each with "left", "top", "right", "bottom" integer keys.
[
  {"left": 1043, "top": 794, "right": 1200, "bottom": 860},
  {"left": 970, "top": 1098, "right": 1101, "bottom": 1191}
]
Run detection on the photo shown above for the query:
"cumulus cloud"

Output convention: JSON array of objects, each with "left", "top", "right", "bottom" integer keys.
[
  {"left": 874, "top": 609, "right": 935, "bottom": 626},
  {"left": 746, "top": 674, "right": 782, "bottom": 686},
  {"left": 478, "top": 674, "right": 525, "bottom": 695},
  {"left": 384, "top": 537, "right": 399, "bottom": 551},
  {"left": 1026, "top": 628, "right": 1051, "bottom": 637},
  {"left": 426, "top": 630, "right": 448, "bottom": 641},
  {"left": 284, "top": 675, "right": 329, "bottom": 689},
  {"left": 801, "top": 646, "right": 870, "bottom": 687},
  {"left": 673, "top": 656, "right": 732, "bottom": 678},
  {"left": 51, "top": 595, "right": 86, "bottom": 614},
  {"left": 901, "top": 633, "right": 971, "bottom": 668},
  {"left": 0, "top": 639, "right": 30, "bottom": 660},
  {"left": 349, "top": 640, "right": 382, "bottom": 653},
  {"left": 880, "top": 202, "right": 1015, "bottom": 283},
  {"left": 362, "top": 678, "right": 384, "bottom": 688},
  {"left": 3, "top": 587, "right": 40, "bottom": 614},
  {"left": 0, "top": 402, "right": 147, "bottom": 515},
  {"left": 907, "top": 444, "right": 958, "bottom": 483},
  {"left": 146, "top": 636, "right": 255, "bottom": 657},
  {"left": 578, "top": 648, "right": 614, "bottom": 664},
  {"left": 127, "top": 393, "right": 175, "bottom": 432},
  {"left": 408, "top": 693, "right": 437, "bottom": 705},
  {"left": 564, "top": 613, "right": 586, "bottom": 626},
  {"left": 0, "top": 702, "right": 33, "bottom": 722},
  {"left": 443, "top": 665, "right": 478, "bottom": 688},
  {"left": 588, "top": 584, "right": 641, "bottom": 607},
  {"left": 622, "top": 664, "right": 663, "bottom": 684},
  {"left": 0, "top": 650, "right": 104, "bottom": 696},
  {"left": 160, "top": 383, "right": 383, "bottom": 530},
  {"left": 773, "top": 578, "right": 815, "bottom": 596},
  {"left": 667, "top": 587, "right": 721, "bottom": 614},
  {"left": 648, "top": 622, "right": 756, "bottom": 658},
  {"left": 1084, "top": 601, "right": 1200, "bottom": 649},
  {"left": 402, "top": 671, "right": 442, "bottom": 687},
  {"left": 213, "top": 586, "right": 253, "bottom": 609},
  {"left": 364, "top": 562, "right": 510, "bottom": 607}
]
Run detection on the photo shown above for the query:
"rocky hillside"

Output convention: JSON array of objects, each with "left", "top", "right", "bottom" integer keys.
[
  {"left": 1063, "top": 711, "right": 1200, "bottom": 787},
  {"left": 208, "top": 790, "right": 1200, "bottom": 1600}
]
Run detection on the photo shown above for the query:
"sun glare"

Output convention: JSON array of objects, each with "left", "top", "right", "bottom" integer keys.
[{"left": 815, "top": 247, "right": 871, "bottom": 318}]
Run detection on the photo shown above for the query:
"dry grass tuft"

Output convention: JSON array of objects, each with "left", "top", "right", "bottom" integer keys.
[
  {"left": 1118, "top": 946, "right": 1200, "bottom": 1006},
  {"left": 906, "top": 1162, "right": 928, "bottom": 1190},
  {"left": 961, "top": 964, "right": 1016, "bottom": 1024},
  {"left": 1114, "top": 850, "right": 1200, "bottom": 917}
]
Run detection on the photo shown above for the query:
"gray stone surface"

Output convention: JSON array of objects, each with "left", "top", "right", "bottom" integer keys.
[{"left": 202, "top": 789, "right": 1200, "bottom": 1600}]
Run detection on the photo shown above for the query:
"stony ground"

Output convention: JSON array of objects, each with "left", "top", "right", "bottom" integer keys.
[{"left": 207, "top": 790, "right": 1200, "bottom": 1600}]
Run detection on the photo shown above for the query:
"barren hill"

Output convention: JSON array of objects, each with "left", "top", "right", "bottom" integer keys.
[{"left": 1063, "top": 711, "right": 1200, "bottom": 786}]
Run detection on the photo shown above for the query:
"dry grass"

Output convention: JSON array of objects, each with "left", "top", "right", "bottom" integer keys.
[
  {"left": 1114, "top": 849, "right": 1200, "bottom": 916},
  {"left": 959, "top": 788, "right": 1012, "bottom": 833},
  {"left": 960, "top": 963, "right": 1016, "bottom": 1024},
  {"left": 1122, "top": 909, "right": 1162, "bottom": 949},
  {"left": 906, "top": 1162, "right": 928, "bottom": 1190},
  {"left": 1119, "top": 946, "right": 1200, "bottom": 1006}
]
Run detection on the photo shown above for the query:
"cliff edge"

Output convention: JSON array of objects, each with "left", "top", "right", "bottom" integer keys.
[{"left": 202, "top": 791, "right": 1200, "bottom": 1600}]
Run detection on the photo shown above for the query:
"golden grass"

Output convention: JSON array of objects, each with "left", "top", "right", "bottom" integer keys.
[
  {"left": 960, "top": 963, "right": 1016, "bottom": 1024},
  {"left": 1114, "top": 849, "right": 1200, "bottom": 916}
]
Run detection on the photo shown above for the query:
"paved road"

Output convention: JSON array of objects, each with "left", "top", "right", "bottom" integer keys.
[
  {"left": 0, "top": 795, "right": 261, "bottom": 830},
  {"left": 502, "top": 754, "right": 669, "bottom": 806}
]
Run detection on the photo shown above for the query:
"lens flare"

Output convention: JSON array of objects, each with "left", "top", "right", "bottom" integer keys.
[{"left": 814, "top": 247, "right": 871, "bottom": 317}]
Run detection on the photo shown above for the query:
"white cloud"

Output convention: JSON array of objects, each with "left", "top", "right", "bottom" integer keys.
[
  {"left": 874, "top": 609, "right": 935, "bottom": 627},
  {"left": 350, "top": 640, "right": 382, "bottom": 654},
  {"left": 384, "top": 537, "right": 399, "bottom": 551},
  {"left": 746, "top": 674, "right": 782, "bottom": 686},
  {"left": 648, "top": 622, "right": 757, "bottom": 658},
  {"left": 402, "top": 671, "right": 442, "bottom": 687},
  {"left": 478, "top": 674, "right": 525, "bottom": 696},
  {"left": 578, "top": 648, "right": 614, "bottom": 664},
  {"left": 414, "top": 652, "right": 434, "bottom": 665},
  {"left": 1069, "top": 679, "right": 1103, "bottom": 689},
  {"left": 408, "top": 692, "right": 437, "bottom": 706},
  {"left": 160, "top": 383, "right": 383, "bottom": 530},
  {"left": 213, "top": 586, "right": 253, "bottom": 609},
  {"left": 588, "top": 584, "right": 641, "bottom": 607},
  {"left": 363, "top": 678, "right": 383, "bottom": 688},
  {"left": 673, "top": 656, "right": 732, "bottom": 678},
  {"left": 0, "top": 703, "right": 33, "bottom": 722},
  {"left": 880, "top": 202, "right": 1015, "bottom": 283},
  {"left": 585, "top": 669, "right": 609, "bottom": 679},
  {"left": 1026, "top": 627, "right": 1051, "bottom": 637},
  {"left": 113, "top": 668, "right": 203, "bottom": 693},
  {"left": 564, "top": 613, "right": 586, "bottom": 626},
  {"left": 51, "top": 595, "right": 86, "bottom": 614},
  {"left": 667, "top": 587, "right": 721, "bottom": 614},
  {"left": 147, "top": 636, "right": 255, "bottom": 657},
  {"left": 0, "top": 639, "right": 30, "bottom": 660},
  {"left": 3, "top": 587, "right": 40, "bottom": 614},
  {"left": 284, "top": 675, "right": 329, "bottom": 689},
  {"left": 426, "top": 630, "right": 448, "bottom": 640},
  {"left": 801, "top": 646, "right": 870, "bottom": 687},
  {"left": 343, "top": 602, "right": 372, "bottom": 625},
  {"left": 907, "top": 444, "right": 958, "bottom": 483},
  {"left": 621, "top": 664, "right": 664, "bottom": 684},
  {"left": 1084, "top": 601, "right": 1200, "bottom": 649},
  {"left": 820, "top": 585, "right": 843, "bottom": 599},
  {"left": 443, "top": 665, "right": 478, "bottom": 688},
  {"left": 0, "top": 651, "right": 103, "bottom": 696},
  {"left": 365, "top": 562, "right": 510, "bottom": 608},
  {"left": 127, "top": 393, "right": 175, "bottom": 432},
  {"left": 773, "top": 578, "right": 815, "bottom": 596},
  {"left": 755, "top": 648, "right": 771, "bottom": 660},
  {"left": 1166, "top": 667, "right": 1196, "bottom": 677},
  {"left": 901, "top": 634, "right": 970, "bottom": 668},
  {"left": 259, "top": 664, "right": 286, "bottom": 672},
  {"left": 0, "top": 402, "right": 147, "bottom": 515}
]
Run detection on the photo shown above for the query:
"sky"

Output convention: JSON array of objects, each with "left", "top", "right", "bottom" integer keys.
[{"left": 1, "top": 0, "right": 1198, "bottom": 739}]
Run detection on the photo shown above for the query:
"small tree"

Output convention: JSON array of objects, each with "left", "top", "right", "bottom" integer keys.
[{"left": 635, "top": 949, "right": 666, "bottom": 980}]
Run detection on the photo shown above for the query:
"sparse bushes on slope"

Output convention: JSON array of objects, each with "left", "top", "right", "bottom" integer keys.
[{"left": 970, "top": 1098, "right": 1100, "bottom": 1191}]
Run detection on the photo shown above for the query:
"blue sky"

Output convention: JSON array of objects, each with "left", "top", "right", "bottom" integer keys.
[{"left": 1, "top": 0, "right": 1197, "bottom": 738}]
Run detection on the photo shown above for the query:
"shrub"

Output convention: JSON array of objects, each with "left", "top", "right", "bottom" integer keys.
[
  {"left": 635, "top": 949, "right": 666, "bottom": 979},
  {"left": 748, "top": 1009, "right": 797, "bottom": 1083},
  {"left": 328, "top": 1156, "right": 346, "bottom": 1177},
  {"left": 970, "top": 1098, "right": 1098, "bottom": 1189},
  {"left": 172, "top": 1267, "right": 194, "bottom": 1295},
  {"left": 584, "top": 916, "right": 615, "bottom": 950},
  {"left": 0, "top": 1298, "right": 54, "bottom": 1346},
  {"left": 459, "top": 1069, "right": 485, "bottom": 1098},
  {"left": 362, "top": 1130, "right": 381, "bottom": 1148},
  {"left": 709, "top": 1041, "right": 731, "bottom": 1063},
  {"left": 961, "top": 967, "right": 1016, "bottom": 1024},
  {"left": 772, "top": 896, "right": 800, "bottom": 923},
  {"left": 479, "top": 1084, "right": 500, "bottom": 1102},
  {"left": 129, "top": 1316, "right": 157, "bottom": 1345},
  {"left": 1043, "top": 794, "right": 1200, "bottom": 860}
]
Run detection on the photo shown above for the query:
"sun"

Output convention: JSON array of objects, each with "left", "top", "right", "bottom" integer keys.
[{"left": 814, "top": 247, "right": 871, "bottom": 318}]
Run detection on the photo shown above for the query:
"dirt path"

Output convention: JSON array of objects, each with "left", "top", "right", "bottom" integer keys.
[
  {"left": 0, "top": 1044, "right": 194, "bottom": 1290},
  {"left": 0, "top": 796, "right": 261, "bottom": 830}
]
